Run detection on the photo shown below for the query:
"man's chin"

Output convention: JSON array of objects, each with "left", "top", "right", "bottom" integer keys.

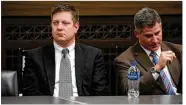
[
  {"left": 150, "top": 47, "right": 159, "bottom": 51},
  {"left": 55, "top": 39, "right": 67, "bottom": 44},
  {"left": 55, "top": 38, "right": 66, "bottom": 42}
]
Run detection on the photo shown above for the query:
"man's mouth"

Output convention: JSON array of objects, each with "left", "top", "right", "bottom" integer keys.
[
  {"left": 57, "top": 33, "right": 65, "bottom": 36},
  {"left": 150, "top": 44, "right": 159, "bottom": 48}
]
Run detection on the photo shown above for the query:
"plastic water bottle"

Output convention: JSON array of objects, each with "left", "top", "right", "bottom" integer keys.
[{"left": 127, "top": 61, "right": 140, "bottom": 98}]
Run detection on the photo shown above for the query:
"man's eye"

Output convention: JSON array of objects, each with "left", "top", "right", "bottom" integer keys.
[
  {"left": 63, "top": 22, "right": 69, "bottom": 25},
  {"left": 144, "top": 34, "right": 152, "bottom": 38},
  {"left": 146, "top": 36, "right": 151, "bottom": 38},
  {"left": 53, "top": 22, "right": 58, "bottom": 25},
  {"left": 155, "top": 31, "right": 160, "bottom": 35}
]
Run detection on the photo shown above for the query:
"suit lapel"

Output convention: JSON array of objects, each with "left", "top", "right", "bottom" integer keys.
[
  {"left": 75, "top": 43, "right": 86, "bottom": 96},
  {"left": 133, "top": 43, "right": 167, "bottom": 92},
  {"left": 43, "top": 45, "right": 55, "bottom": 95},
  {"left": 133, "top": 43, "right": 153, "bottom": 72},
  {"left": 161, "top": 43, "right": 180, "bottom": 86}
]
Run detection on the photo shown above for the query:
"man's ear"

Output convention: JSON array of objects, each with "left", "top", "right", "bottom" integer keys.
[
  {"left": 74, "top": 22, "right": 79, "bottom": 32},
  {"left": 134, "top": 30, "right": 140, "bottom": 38}
]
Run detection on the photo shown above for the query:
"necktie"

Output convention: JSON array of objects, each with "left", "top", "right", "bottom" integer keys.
[
  {"left": 59, "top": 48, "right": 73, "bottom": 97},
  {"left": 150, "top": 51, "right": 175, "bottom": 95}
]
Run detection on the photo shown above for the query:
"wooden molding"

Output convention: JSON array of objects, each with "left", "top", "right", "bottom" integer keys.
[{"left": 2, "top": 1, "right": 182, "bottom": 16}]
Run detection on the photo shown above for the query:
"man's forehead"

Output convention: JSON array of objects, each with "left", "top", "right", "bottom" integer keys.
[{"left": 142, "top": 23, "right": 162, "bottom": 33}]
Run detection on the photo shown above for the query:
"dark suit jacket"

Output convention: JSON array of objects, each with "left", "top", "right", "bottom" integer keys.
[
  {"left": 22, "top": 43, "right": 108, "bottom": 96},
  {"left": 114, "top": 41, "right": 182, "bottom": 95}
]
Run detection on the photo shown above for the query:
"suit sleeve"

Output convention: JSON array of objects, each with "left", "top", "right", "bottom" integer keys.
[
  {"left": 113, "top": 59, "right": 129, "bottom": 95},
  {"left": 172, "top": 44, "right": 182, "bottom": 94},
  {"left": 92, "top": 49, "right": 109, "bottom": 96},
  {"left": 22, "top": 51, "right": 43, "bottom": 96}
]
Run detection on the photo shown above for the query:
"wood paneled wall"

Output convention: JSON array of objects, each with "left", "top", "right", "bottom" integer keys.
[{"left": 2, "top": 1, "right": 182, "bottom": 16}]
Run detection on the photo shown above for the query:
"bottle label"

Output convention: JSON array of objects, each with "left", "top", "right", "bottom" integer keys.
[{"left": 128, "top": 72, "right": 140, "bottom": 80}]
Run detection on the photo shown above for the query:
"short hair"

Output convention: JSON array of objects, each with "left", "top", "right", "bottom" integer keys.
[
  {"left": 134, "top": 7, "right": 161, "bottom": 32},
  {"left": 51, "top": 3, "right": 79, "bottom": 24}
]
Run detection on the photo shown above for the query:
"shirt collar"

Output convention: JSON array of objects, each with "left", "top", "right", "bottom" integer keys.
[
  {"left": 53, "top": 41, "right": 75, "bottom": 55},
  {"left": 140, "top": 44, "right": 161, "bottom": 57}
]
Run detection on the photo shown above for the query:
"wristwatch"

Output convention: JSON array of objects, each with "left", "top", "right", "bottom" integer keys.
[{"left": 150, "top": 67, "right": 160, "bottom": 74}]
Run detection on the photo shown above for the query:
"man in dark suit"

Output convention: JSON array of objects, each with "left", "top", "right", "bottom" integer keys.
[
  {"left": 22, "top": 3, "right": 108, "bottom": 96},
  {"left": 114, "top": 7, "right": 182, "bottom": 95}
]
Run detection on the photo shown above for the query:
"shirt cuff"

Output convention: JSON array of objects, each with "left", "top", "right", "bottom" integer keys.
[{"left": 152, "top": 72, "right": 159, "bottom": 80}]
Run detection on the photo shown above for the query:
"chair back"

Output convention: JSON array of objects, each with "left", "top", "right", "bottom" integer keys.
[{"left": 1, "top": 70, "right": 18, "bottom": 96}]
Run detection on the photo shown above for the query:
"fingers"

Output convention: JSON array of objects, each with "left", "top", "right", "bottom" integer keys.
[
  {"left": 162, "top": 50, "right": 176, "bottom": 63},
  {"left": 166, "top": 55, "right": 173, "bottom": 64},
  {"left": 166, "top": 50, "right": 176, "bottom": 59},
  {"left": 157, "top": 50, "right": 177, "bottom": 70},
  {"left": 172, "top": 52, "right": 176, "bottom": 59}
]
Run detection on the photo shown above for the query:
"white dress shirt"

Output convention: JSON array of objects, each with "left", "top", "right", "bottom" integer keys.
[
  {"left": 53, "top": 41, "right": 78, "bottom": 97},
  {"left": 141, "top": 45, "right": 178, "bottom": 94}
]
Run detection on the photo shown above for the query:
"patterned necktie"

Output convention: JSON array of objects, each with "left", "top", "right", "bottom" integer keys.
[
  {"left": 150, "top": 51, "right": 175, "bottom": 95},
  {"left": 59, "top": 48, "right": 73, "bottom": 97}
]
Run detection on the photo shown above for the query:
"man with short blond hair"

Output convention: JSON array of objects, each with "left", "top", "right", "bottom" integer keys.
[{"left": 22, "top": 3, "right": 108, "bottom": 97}]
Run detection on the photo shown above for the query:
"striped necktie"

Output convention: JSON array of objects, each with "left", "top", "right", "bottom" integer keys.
[
  {"left": 150, "top": 51, "right": 175, "bottom": 95},
  {"left": 59, "top": 48, "right": 73, "bottom": 97}
]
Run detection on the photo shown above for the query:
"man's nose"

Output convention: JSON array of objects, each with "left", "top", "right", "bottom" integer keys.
[
  {"left": 152, "top": 35, "right": 158, "bottom": 43},
  {"left": 57, "top": 23, "right": 64, "bottom": 30}
]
